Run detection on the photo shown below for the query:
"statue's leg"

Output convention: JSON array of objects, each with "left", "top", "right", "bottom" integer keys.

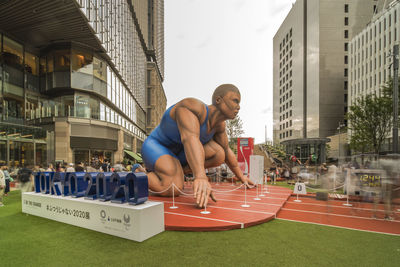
[
  {"left": 181, "top": 140, "right": 225, "bottom": 175},
  {"left": 147, "top": 154, "right": 185, "bottom": 197},
  {"left": 203, "top": 140, "right": 225, "bottom": 168},
  {"left": 142, "top": 136, "right": 185, "bottom": 197}
]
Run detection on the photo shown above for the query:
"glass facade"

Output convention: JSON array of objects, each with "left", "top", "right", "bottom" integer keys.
[
  {"left": 0, "top": 0, "right": 165, "bottom": 165},
  {"left": 77, "top": 0, "right": 147, "bottom": 109},
  {"left": 0, "top": 122, "right": 47, "bottom": 167},
  {"left": 0, "top": 34, "right": 146, "bottom": 141},
  {"left": 73, "top": 149, "right": 112, "bottom": 166}
]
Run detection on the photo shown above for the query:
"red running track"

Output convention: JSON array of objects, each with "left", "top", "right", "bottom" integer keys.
[
  {"left": 149, "top": 182, "right": 400, "bottom": 235},
  {"left": 149, "top": 182, "right": 292, "bottom": 231},
  {"left": 277, "top": 195, "right": 400, "bottom": 236}
]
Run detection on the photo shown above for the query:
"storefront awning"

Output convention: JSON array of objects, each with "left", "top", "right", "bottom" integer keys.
[{"left": 124, "top": 150, "right": 142, "bottom": 163}]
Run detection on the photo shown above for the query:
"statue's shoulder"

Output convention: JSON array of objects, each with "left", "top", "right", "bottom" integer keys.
[
  {"left": 173, "top": 98, "right": 207, "bottom": 120},
  {"left": 177, "top": 98, "right": 206, "bottom": 113}
]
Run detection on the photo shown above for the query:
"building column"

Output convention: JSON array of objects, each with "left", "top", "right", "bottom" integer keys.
[
  {"left": 114, "top": 129, "right": 124, "bottom": 163},
  {"left": 132, "top": 136, "right": 137, "bottom": 153},
  {"left": 321, "top": 144, "right": 326, "bottom": 164},
  {"left": 54, "top": 121, "right": 72, "bottom": 164}
]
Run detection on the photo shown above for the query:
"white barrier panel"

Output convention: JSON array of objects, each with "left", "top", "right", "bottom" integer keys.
[
  {"left": 22, "top": 192, "right": 164, "bottom": 242},
  {"left": 249, "top": 155, "right": 264, "bottom": 184},
  {"left": 293, "top": 182, "right": 307, "bottom": 194}
]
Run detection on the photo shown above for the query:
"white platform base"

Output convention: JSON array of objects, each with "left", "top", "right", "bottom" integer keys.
[{"left": 22, "top": 192, "right": 164, "bottom": 242}]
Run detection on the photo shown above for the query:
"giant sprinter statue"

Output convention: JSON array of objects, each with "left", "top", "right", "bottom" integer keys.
[{"left": 142, "top": 84, "right": 254, "bottom": 208}]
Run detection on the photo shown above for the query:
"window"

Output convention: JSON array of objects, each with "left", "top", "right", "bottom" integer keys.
[
  {"left": 344, "top": 30, "right": 348, "bottom": 39},
  {"left": 344, "top": 17, "right": 348, "bottom": 26},
  {"left": 344, "top": 4, "right": 348, "bottom": 13},
  {"left": 344, "top": 55, "right": 348, "bottom": 64},
  {"left": 290, "top": 130, "right": 292, "bottom": 136},
  {"left": 344, "top": 43, "right": 348, "bottom": 51},
  {"left": 344, "top": 68, "right": 348, "bottom": 77}
]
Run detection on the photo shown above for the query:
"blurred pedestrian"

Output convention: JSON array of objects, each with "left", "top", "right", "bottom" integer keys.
[
  {"left": 46, "top": 163, "right": 55, "bottom": 172},
  {"left": 75, "top": 162, "right": 85, "bottom": 172},
  {"left": 132, "top": 163, "right": 146, "bottom": 173},
  {"left": 18, "top": 166, "right": 34, "bottom": 192},
  {"left": 101, "top": 159, "right": 110, "bottom": 172},
  {"left": 0, "top": 163, "right": 6, "bottom": 206},
  {"left": 3, "top": 165, "right": 13, "bottom": 196},
  {"left": 113, "top": 161, "right": 125, "bottom": 172},
  {"left": 66, "top": 163, "right": 75, "bottom": 172}
]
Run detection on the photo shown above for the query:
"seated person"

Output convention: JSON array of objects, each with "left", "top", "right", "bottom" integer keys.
[{"left": 142, "top": 84, "right": 254, "bottom": 208}]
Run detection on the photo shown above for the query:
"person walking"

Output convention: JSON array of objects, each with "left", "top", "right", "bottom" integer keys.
[
  {"left": 46, "top": 163, "right": 55, "bottom": 172},
  {"left": 66, "top": 163, "right": 75, "bottom": 172},
  {"left": 18, "top": 166, "right": 34, "bottom": 192},
  {"left": 0, "top": 163, "right": 6, "bottom": 206},
  {"left": 3, "top": 165, "right": 13, "bottom": 196}
]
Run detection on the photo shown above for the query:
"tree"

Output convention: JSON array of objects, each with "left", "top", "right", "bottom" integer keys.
[
  {"left": 226, "top": 116, "right": 244, "bottom": 151},
  {"left": 347, "top": 94, "right": 392, "bottom": 155}
]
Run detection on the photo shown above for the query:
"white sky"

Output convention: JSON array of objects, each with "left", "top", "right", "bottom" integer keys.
[{"left": 163, "top": 0, "right": 294, "bottom": 144}]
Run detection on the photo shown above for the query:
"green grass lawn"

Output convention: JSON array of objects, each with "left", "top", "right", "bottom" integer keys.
[{"left": 0, "top": 190, "right": 399, "bottom": 267}]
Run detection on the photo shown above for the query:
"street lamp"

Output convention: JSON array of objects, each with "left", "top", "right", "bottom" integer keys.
[{"left": 337, "top": 122, "right": 345, "bottom": 164}]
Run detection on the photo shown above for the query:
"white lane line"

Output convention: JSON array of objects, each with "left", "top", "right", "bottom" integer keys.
[
  {"left": 286, "top": 201, "right": 400, "bottom": 213},
  {"left": 276, "top": 218, "right": 400, "bottom": 236},
  {"left": 213, "top": 192, "right": 289, "bottom": 200},
  {"left": 165, "top": 211, "right": 244, "bottom": 228},
  {"left": 180, "top": 189, "right": 289, "bottom": 200},
  {"left": 176, "top": 193, "right": 285, "bottom": 207},
  {"left": 290, "top": 195, "right": 400, "bottom": 208},
  {"left": 280, "top": 208, "right": 400, "bottom": 223},
  {"left": 162, "top": 200, "right": 276, "bottom": 215}
]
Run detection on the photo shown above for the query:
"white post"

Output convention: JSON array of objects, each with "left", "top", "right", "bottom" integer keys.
[
  {"left": 264, "top": 174, "right": 270, "bottom": 193},
  {"left": 293, "top": 176, "right": 302, "bottom": 202},
  {"left": 170, "top": 183, "right": 178, "bottom": 209},
  {"left": 259, "top": 175, "right": 265, "bottom": 197},
  {"left": 200, "top": 204, "right": 211, "bottom": 214},
  {"left": 254, "top": 179, "right": 261, "bottom": 200},
  {"left": 294, "top": 193, "right": 302, "bottom": 202},
  {"left": 343, "top": 169, "right": 352, "bottom": 207},
  {"left": 241, "top": 184, "right": 250, "bottom": 207}
]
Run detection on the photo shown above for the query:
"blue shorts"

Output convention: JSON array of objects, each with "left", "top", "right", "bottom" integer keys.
[{"left": 142, "top": 135, "right": 187, "bottom": 171}]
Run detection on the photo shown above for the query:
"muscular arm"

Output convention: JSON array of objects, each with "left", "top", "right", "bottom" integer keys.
[
  {"left": 175, "top": 105, "right": 206, "bottom": 179},
  {"left": 213, "top": 124, "right": 249, "bottom": 183},
  {"left": 174, "top": 101, "right": 215, "bottom": 207}
]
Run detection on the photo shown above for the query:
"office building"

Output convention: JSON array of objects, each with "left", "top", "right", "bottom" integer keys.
[
  {"left": 273, "top": 0, "right": 378, "bottom": 162},
  {"left": 0, "top": 0, "right": 166, "bottom": 167},
  {"left": 349, "top": 0, "right": 400, "bottom": 150}
]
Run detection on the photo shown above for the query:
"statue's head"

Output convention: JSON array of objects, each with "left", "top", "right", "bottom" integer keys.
[{"left": 212, "top": 84, "right": 241, "bottom": 119}]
